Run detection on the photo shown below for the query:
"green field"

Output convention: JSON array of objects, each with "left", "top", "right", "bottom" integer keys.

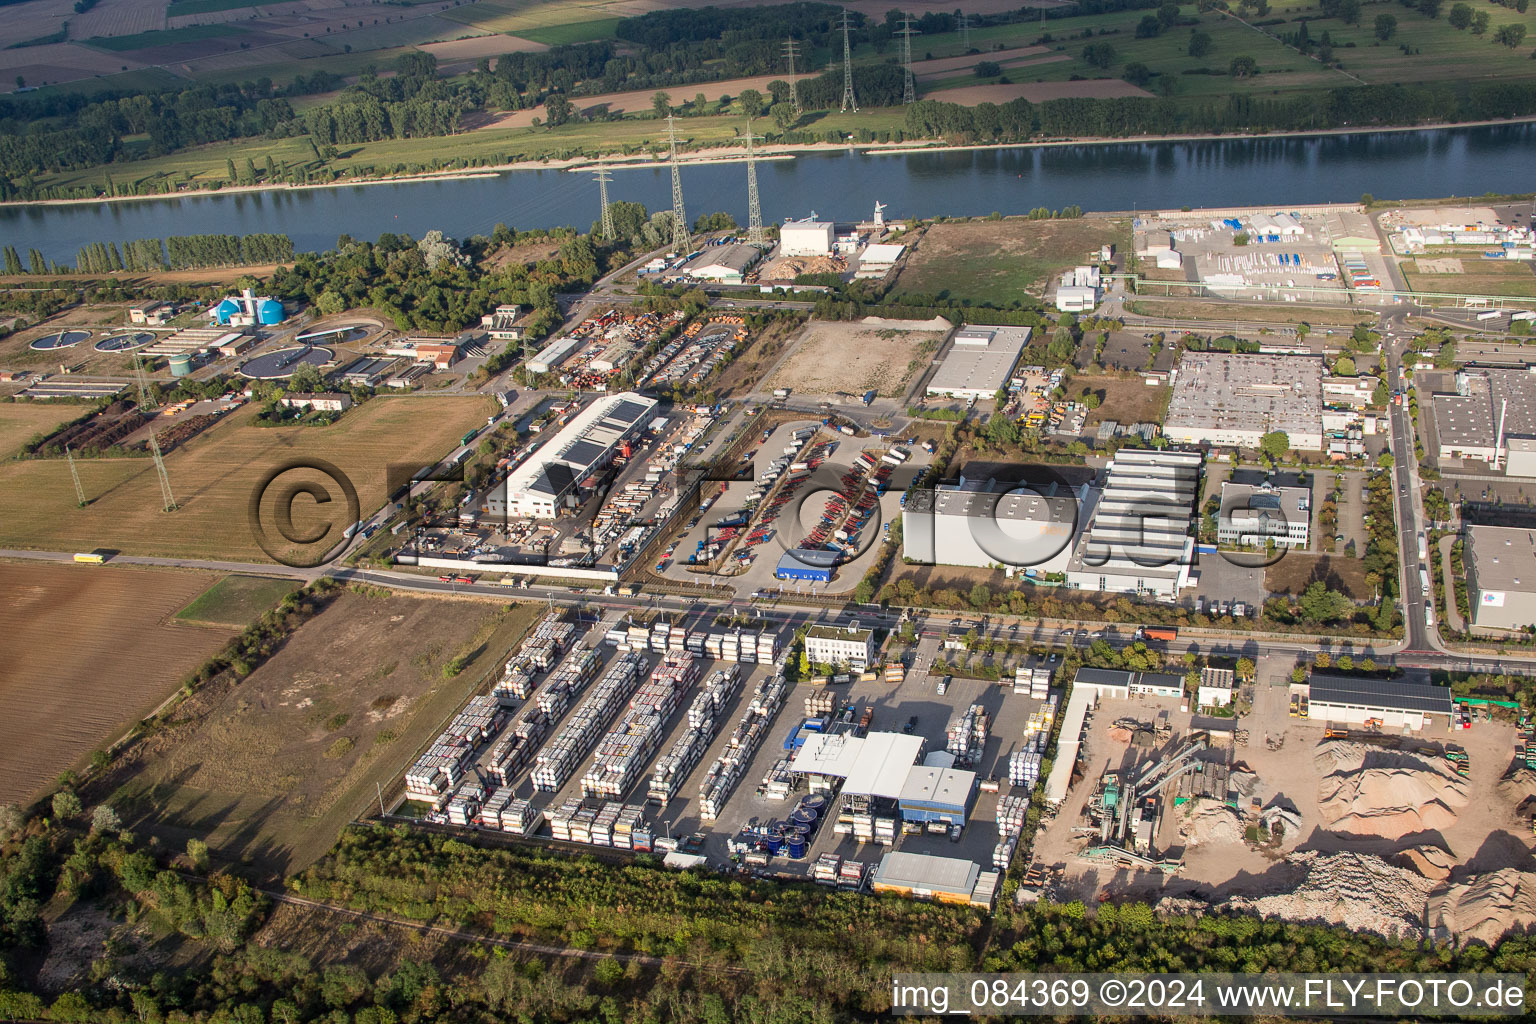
[
  {"left": 896, "top": 217, "right": 1127, "bottom": 305},
  {"left": 20, "top": 68, "right": 184, "bottom": 99},
  {"left": 166, "top": 0, "right": 291, "bottom": 16},
  {"left": 86, "top": 24, "right": 245, "bottom": 52},
  {"left": 513, "top": 16, "right": 622, "bottom": 45},
  {"left": 1403, "top": 258, "right": 1536, "bottom": 299},
  {"left": 174, "top": 575, "right": 301, "bottom": 627}
]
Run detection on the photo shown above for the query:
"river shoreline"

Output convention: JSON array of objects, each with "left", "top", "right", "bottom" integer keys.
[{"left": 6, "top": 114, "right": 1536, "bottom": 212}]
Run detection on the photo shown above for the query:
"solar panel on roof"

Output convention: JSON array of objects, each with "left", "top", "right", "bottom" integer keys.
[
  {"left": 562, "top": 439, "right": 606, "bottom": 467},
  {"left": 1307, "top": 674, "right": 1453, "bottom": 715},
  {"left": 608, "top": 399, "right": 648, "bottom": 423}
]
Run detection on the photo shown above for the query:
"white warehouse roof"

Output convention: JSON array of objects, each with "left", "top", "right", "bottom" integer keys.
[{"left": 843, "top": 732, "right": 925, "bottom": 798}]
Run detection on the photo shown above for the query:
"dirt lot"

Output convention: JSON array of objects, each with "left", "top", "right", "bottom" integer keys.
[
  {"left": 0, "top": 395, "right": 494, "bottom": 562},
  {"left": 766, "top": 320, "right": 946, "bottom": 399},
  {"left": 1264, "top": 552, "right": 1373, "bottom": 600},
  {"left": 713, "top": 317, "right": 800, "bottom": 397},
  {"left": 896, "top": 218, "right": 1125, "bottom": 306},
  {"left": 109, "top": 589, "right": 544, "bottom": 878},
  {"left": 0, "top": 402, "right": 89, "bottom": 458},
  {"left": 1077, "top": 374, "right": 1170, "bottom": 430},
  {"left": 0, "top": 562, "right": 235, "bottom": 806},
  {"left": 1402, "top": 258, "right": 1536, "bottom": 300}
]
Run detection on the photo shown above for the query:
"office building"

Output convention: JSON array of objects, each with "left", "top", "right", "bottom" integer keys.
[
  {"left": 1218, "top": 481, "right": 1310, "bottom": 549},
  {"left": 804, "top": 624, "right": 875, "bottom": 670}
]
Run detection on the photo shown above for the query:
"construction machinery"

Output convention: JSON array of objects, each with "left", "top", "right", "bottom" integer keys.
[{"left": 1083, "top": 733, "right": 1216, "bottom": 871}]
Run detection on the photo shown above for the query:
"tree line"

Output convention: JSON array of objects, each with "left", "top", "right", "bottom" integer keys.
[{"left": 70, "top": 232, "right": 294, "bottom": 274}]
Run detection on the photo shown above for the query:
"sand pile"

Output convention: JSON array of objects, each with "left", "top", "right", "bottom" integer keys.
[
  {"left": 1231, "top": 851, "right": 1435, "bottom": 939},
  {"left": 1397, "top": 845, "right": 1457, "bottom": 882},
  {"left": 1496, "top": 765, "right": 1536, "bottom": 807},
  {"left": 1427, "top": 868, "right": 1536, "bottom": 946},
  {"left": 1182, "top": 804, "right": 1243, "bottom": 846},
  {"left": 1314, "top": 742, "right": 1468, "bottom": 840}
]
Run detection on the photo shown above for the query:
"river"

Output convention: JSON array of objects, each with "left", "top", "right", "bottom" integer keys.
[{"left": 4, "top": 123, "right": 1535, "bottom": 263}]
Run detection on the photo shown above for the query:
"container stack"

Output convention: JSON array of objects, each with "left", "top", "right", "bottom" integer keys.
[
  {"left": 997, "top": 794, "right": 1029, "bottom": 837},
  {"left": 838, "top": 860, "right": 864, "bottom": 889},
  {"left": 1014, "top": 665, "right": 1052, "bottom": 698},
  {"left": 536, "top": 648, "right": 602, "bottom": 718},
  {"left": 612, "top": 804, "right": 647, "bottom": 849},
  {"left": 1008, "top": 749, "right": 1042, "bottom": 789},
  {"left": 496, "top": 798, "right": 543, "bottom": 836},
  {"left": 759, "top": 757, "right": 796, "bottom": 800},
  {"left": 700, "top": 669, "right": 788, "bottom": 821},
  {"left": 480, "top": 788, "right": 510, "bottom": 828},
  {"left": 447, "top": 782, "right": 484, "bottom": 826},
  {"left": 993, "top": 836, "right": 1018, "bottom": 871},
  {"left": 548, "top": 798, "right": 583, "bottom": 842},
  {"left": 970, "top": 870, "right": 1000, "bottom": 909},
  {"left": 648, "top": 666, "right": 741, "bottom": 804},
  {"left": 813, "top": 852, "right": 843, "bottom": 885},
  {"left": 493, "top": 613, "right": 575, "bottom": 702},
  {"left": 946, "top": 703, "right": 990, "bottom": 765},
  {"left": 582, "top": 653, "right": 699, "bottom": 799},
  {"left": 404, "top": 696, "right": 505, "bottom": 806},
  {"left": 487, "top": 707, "right": 550, "bottom": 787},
  {"left": 532, "top": 652, "right": 645, "bottom": 792},
  {"left": 804, "top": 690, "right": 836, "bottom": 715},
  {"left": 884, "top": 663, "right": 905, "bottom": 685}
]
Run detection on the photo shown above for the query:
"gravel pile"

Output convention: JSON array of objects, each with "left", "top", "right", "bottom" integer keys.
[
  {"left": 1230, "top": 851, "right": 1436, "bottom": 939},
  {"left": 1314, "top": 742, "right": 1469, "bottom": 840},
  {"left": 1427, "top": 868, "right": 1536, "bottom": 946}
]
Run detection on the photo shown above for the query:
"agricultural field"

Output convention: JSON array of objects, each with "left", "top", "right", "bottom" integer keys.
[
  {"left": 513, "top": 15, "right": 622, "bottom": 45},
  {"left": 1128, "top": 297, "right": 1362, "bottom": 327},
  {"left": 0, "top": 395, "right": 496, "bottom": 562},
  {"left": 0, "top": 562, "right": 236, "bottom": 806},
  {"left": 1402, "top": 257, "right": 1536, "bottom": 299},
  {"left": 84, "top": 23, "right": 246, "bottom": 51},
  {"left": 0, "top": 402, "right": 89, "bottom": 459},
  {"left": 767, "top": 320, "right": 947, "bottom": 398},
  {"left": 109, "top": 589, "right": 543, "bottom": 877},
  {"left": 896, "top": 217, "right": 1126, "bottom": 305},
  {"left": 174, "top": 574, "right": 301, "bottom": 627}
]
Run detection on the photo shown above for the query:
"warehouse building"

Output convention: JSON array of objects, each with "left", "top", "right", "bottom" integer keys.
[
  {"left": 489, "top": 392, "right": 657, "bottom": 519},
  {"left": 1164, "top": 352, "right": 1325, "bottom": 450},
  {"left": 1196, "top": 667, "right": 1235, "bottom": 708},
  {"left": 1064, "top": 449, "right": 1202, "bottom": 599},
  {"left": 1464, "top": 525, "right": 1536, "bottom": 630},
  {"left": 779, "top": 217, "right": 834, "bottom": 256},
  {"left": 804, "top": 623, "right": 875, "bottom": 670},
  {"left": 1218, "top": 481, "right": 1310, "bottom": 549},
  {"left": 791, "top": 731, "right": 926, "bottom": 796},
  {"left": 527, "top": 334, "right": 584, "bottom": 375},
  {"left": 1304, "top": 674, "right": 1454, "bottom": 731},
  {"left": 924, "top": 325, "right": 1031, "bottom": 401},
  {"left": 1432, "top": 367, "right": 1536, "bottom": 475},
  {"left": 774, "top": 548, "right": 840, "bottom": 584},
  {"left": 682, "top": 243, "right": 761, "bottom": 284},
  {"left": 870, "top": 852, "right": 981, "bottom": 904},
  {"left": 898, "top": 766, "right": 977, "bottom": 825},
  {"left": 902, "top": 476, "right": 1096, "bottom": 573}
]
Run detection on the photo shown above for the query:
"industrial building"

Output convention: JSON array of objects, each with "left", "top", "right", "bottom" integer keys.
[
  {"left": 869, "top": 852, "right": 982, "bottom": 904},
  {"left": 1218, "top": 481, "right": 1310, "bottom": 549},
  {"left": 489, "top": 392, "right": 657, "bottom": 519},
  {"left": 774, "top": 548, "right": 839, "bottom": 584},
  {"left": 804, "top": 623, "right": 874, "bottom": 670},
  {"left": 779, "top": 217, "right": 835, "bottom": 256},
  {"left": 897, "top": 766, "right": 977, "bottom": 825},
  {"left": 855, "top": 243, "right": 905, "bottom": 279},
  {"left": 1196, "top": 667, "right": 1235, "bottom": 708},
  {"left": 1164, "top": 352, "right": 1325, "bottom": 450},
  {"left": 278, "top": 392, "right": 352, "bottom": 413},
  {"left": 1303, "top": 674, "right": 1454, "bottom": 731},
  {"left": 1464, "top": 525, "right": 1536, "bottom": 630},
  {"left": 924, "top": 325, "right": 1031, "bottom": 401},
  {"left": 480, "top": 304, "right": 526, "bottom": 341},
  {"left": 1432, "top": 367, "right": 1536, "bottom": 476},
  {"left": 902, "top": 475, "right": 1096, "bottom": 573},
  {"left": 1063, "top": 449, "right": 1202, "bottom": 599},
  {"left": 1323, "top": 375, "right": 1379, "bottom": 411},
  {"left": 527, "top": 334, "right": 583, "bottom": 375},
  {"left": 682, "top": 243, "right": 762, "bottom": 284},
  {"left": 210, "top": 289, "right": 284, "bottom": 327},
  {"left": 1055, "top": 265, "right": 1102, "bottom": 312}
]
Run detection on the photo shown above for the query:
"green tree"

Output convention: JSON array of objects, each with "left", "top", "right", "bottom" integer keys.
[
  {"left": 1298, "top": 580, "right": 1351, "bottom": 623},
  {"left": 1471, "top": 9, "right": 1490, "bottom": 33},
  {"left": 1333, "top": 355, "right": 1356, "bottom": 376},
  {"left": 738, "top": 88, "right": 765, "bottom": 118},
  {"left": 1259, "top": 430, "right": 1290, "bottom": 463},
  {"left": 1189, "top": 31, "right": 1213, "bottom": 56},
  {"left": 1235, "top": 657, "right": 1255, "bottom": 680},
  {"left": 1494, "top": 23, "right": 1526, "bottom": 45},
  {"left": 52, "top": 789, "right": 82, "bottom": 819},
  {"left": 651, "top": 91, "right": 671, "bottom": 117},
  {"left": 968, "top": 584, "right": 991, "bottom": 609},
  {"left": 770, "top": 102, "right": 797, "bottom": 133},
  {"left": 1229, "top": 55, "right": 1259, "bottom": 77},
  {"left": 187, "top": 837, "right": 211, "bottom": 871},
  {"left": 1419, "top": 0, "right": 1443, "bottom": 17},
  {"left": 1374, "top": 13, "right": 1397, "bottom": 38}
]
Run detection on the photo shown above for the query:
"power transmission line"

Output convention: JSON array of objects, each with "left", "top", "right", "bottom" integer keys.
[
  {"left": 132, "top": 352, "right": 156, "bottom": 412},
  {"left": 665, "top": 115, "right": 691, "bottom": 252},
  {"left": 960, "top": 12, "right": 970, "bottom": 51},
  {"left": 840, "top": 11, "right": 858, "bottom": 113},
  {"left": 66, "top": 445, "right": 85, "bottom": 507},
  {"left": 899, "top": 14, "right": 919, "bottom": 105},
  {"left": 148, "top": 430, "right": 177, "bottom": 513},
  {"left": 593, "top": 165, "right": 615, "bottom": 240},
  {"left": 783, "top": 38, "right": 802, "bottom": 116},
  {"left": 743, "top": 125, "right": 765, "bottom": 246}
]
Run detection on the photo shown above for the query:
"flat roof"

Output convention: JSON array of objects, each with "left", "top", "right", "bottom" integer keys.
[
  {"left": 1166, "top": 351, "right": 1323, "bottom": 439},
  {"left": 805, "top": 623, "right": 873, "bottom": 642},
  {"left": 897, "top": 766, "right": 976, "bottom": 810},
  {"left": 778, "top": 548, "right": 840, "bottom": 570},
  {"left": 1307, "top": 674, "right": 1454, "bottom": 716},
  {"left": 1074, "top": 667, "right": 1136, "bottom": 688},
  {"left": 1200, "top": 666, "right": 1235, "bottom": 691},
  {"left": 870, "top": 851, "right": 980, "bottom": 896},
  {"left": 790, "top": 732, "right": 863, "bottom": 777},
  {"left": 862, "top": 243, "right": 905, "bottom": 263},
  {"left": 926, "top": 324, "right": 1031, "bottom": 396},
  {"left": 905, "top": 482, "right": 1079, "bottom": 524},
  {"left": 844, "top": 732, "right": 926, "bottom": 798},
  {"left": 1434, "top": 368, "right": 1536, "bottom": 450},
  {"left": 1466, "top": 525, "right": 1536, "bottom": 593}
]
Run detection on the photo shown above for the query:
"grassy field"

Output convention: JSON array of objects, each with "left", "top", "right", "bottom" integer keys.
[
  {"left": 110, "top": 590, "right": 544, "bottom": 877},
  {"left": 0, "top": 562, "right": 234, "bottom": 805},
  {"left": 84, "top": 23, "right": 244, "bottom": 51},
  {"left": 0, "top": 395, "right": 495, "bottom": 562},
  {"left": 1078, "top": 374, "right": 1171, "bottom": 428},
  {"left": 1402, "top": 258, "right": 1536, "bottom": 299},
  {"left": 1129, "top": 297, "right": 1364, "bottom": 327},
  {"left": 166, "top": 0, "right": 290, "bottom": 16},
  {"left": 174, "top": 574, "right": 301, "bottom": 627},
  {"left": 0, "top": 402, "right": 88, "bottom": 459},
  {"left": 514, "top": 15, "right": 622, "bottom": 45},
  {"left": 896, "top": 217, "right": 1126, "bottom": 305}
]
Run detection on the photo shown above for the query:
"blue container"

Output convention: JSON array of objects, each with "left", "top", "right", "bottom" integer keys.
[
  {"left": 792, "top": 806, "right": 818, "bottom": 824},
  {"left": 801, "top": 794, "right": 828, "bottom": 812},
  {"left": 763, "top": 836, "right": 784, "bottom": 855},
  {"left": 786, "top": 837, "right": 807, "bottom": 858}
]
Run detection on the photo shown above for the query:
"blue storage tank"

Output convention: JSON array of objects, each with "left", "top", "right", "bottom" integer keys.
[
  {"left": 212, "top": 297, "right": 241, "bottom": 324},
  {"left": 786, "top": 836, "right": 806, "bottom": 858},
  {"left": 256, "top": 298, "right": 284, "bottom": 325}
]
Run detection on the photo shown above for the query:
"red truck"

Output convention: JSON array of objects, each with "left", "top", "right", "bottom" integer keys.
[{"left": 1138, "top": 626, "right": 1178, "bottom": 643}]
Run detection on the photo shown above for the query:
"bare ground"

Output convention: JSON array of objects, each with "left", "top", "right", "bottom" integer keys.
[{"left": 767, "top": 321, "right": 945, "bottom": 399}]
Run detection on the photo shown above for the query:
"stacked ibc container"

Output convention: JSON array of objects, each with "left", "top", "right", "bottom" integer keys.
[
  {"left": 548, "top": 798, "right": 583, "bottom": 842},
  {"left": 993, "top": 836, "right": 1018, "bottom": 871},
  {"left": 1008, "top": 749, "right": 1042, "bottom": 789},
  {"left": 946, "top": 704, "right": 990, "bottom": 765},
  {"left": 447, "top": 782, "right": 484, "bottom": 826},
  {"left": 759, "top": 757, "right": 795, "bottom": 800},
  {"left": 756, "top": 630, "right": 779, "bottom": 664},
  {"left": 813, "top": 852, "right": 842, "bottom": 884},
  {"left": 494, "top": 614, "right": 575, "bottom": 702},
  {"left": 480, "top": 788, "right": 510, "bottom": 828},
  {"left": 403, "top": 696, "right": 504, "bottom": 806},
  {"left": 649, "top": 666, "right": 741, "bottom": 803},
  {"left": 997, "top": 794, "right": 1029, "bottom": 837},
  {"left": 487, "top": 707, "right": 549, "bottom": 786},
  {"left": 536, "top": 648, "right": 602, "bottom": 718},
  {"left": 496, "top": 798, "right": 543, "bottom": 836},
  {"left": 582, "top": 652, "right": 700, "bottom": 799},
  {"left": 613, "top": 804, "right": 647, "bottom": 849},
  {"left": 532, "top": 652, "right": 646, "bottom": 792},
  {"left": 699, "top": 669, "right": 787, "bottom": 821},
  {"left": 804, "top": 690, "right": 836, "bottom": 715}
]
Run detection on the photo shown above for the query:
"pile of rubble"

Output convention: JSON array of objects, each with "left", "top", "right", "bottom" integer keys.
[
  {"left": 1228, "top": 851, "right": 1436, "bottom": 939},
  {"left": 1181, "top": 803, "right": 1243, "bottom": 846},
  {"left": 1428, "top": 868, "right": 1536, "bottom": 946}
]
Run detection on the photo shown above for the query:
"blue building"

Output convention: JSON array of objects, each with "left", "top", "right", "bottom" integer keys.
[
  {"left": 897, "top": 766, "right": 977, "bottom": 825},
  {"left": 775, "top": 548, "right": 839, "bottom": 583}
]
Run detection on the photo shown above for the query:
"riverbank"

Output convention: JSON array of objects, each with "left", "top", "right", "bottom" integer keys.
[{"left": 7, "top": 114, "right": 1536, "bottom": 212}]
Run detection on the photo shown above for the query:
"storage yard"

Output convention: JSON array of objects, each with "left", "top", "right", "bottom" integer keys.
[
  {"left": 393, "top": 607, "right": 1062, "bottom": 904},
  {"left": 0, "top": 562, "right": 238, "bottom": 805},
  {"left": 108, "top": 590, "right": 545, "bottom": 878},
  {"left": 1027, "top": 666, "right": 1536, "bottom": 940}
]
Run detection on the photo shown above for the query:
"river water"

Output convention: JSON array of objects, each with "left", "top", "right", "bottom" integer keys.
[{"left": 4, "top": 123, "right": 1534, "bottom": 262}]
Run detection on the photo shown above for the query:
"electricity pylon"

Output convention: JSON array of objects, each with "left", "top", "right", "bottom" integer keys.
[
  {"left": 840, "top": 11, "right": 858, "bottom": 113},
  {"left": 899, "top": 14, "right": 919, "bottom": 105},
  {"left": 665, "top": 115, "right": 691, "bottom": 252},
  {"left": 148, "top": 430, "right": 177, "bottom": 512},
  {"left": 593, "top": 165, "right": 615, "bottom": 240},
  {"left": 743, "top": 125, "right": 765, "bottom": 246},
  {"left": 783, "top": 38, "right": 802, "bottom": 116},
  {"left": 66, "top": 445, "right": 86, "bottom": 507}
]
